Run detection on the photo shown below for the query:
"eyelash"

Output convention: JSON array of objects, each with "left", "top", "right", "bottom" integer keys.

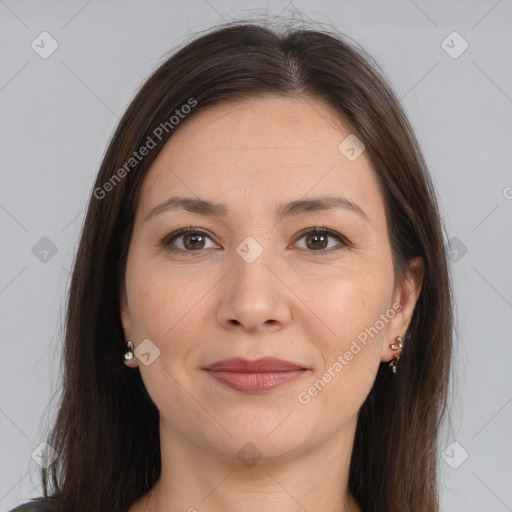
[{"left": 161, "top": 226, "right": 351, "bottom": 255}]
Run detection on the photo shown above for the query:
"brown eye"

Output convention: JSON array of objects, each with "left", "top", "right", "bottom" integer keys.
[
  {"left": 163, "top": 228, "right": 218, "bottom": 254},
  {"left": 294, "top": 227, "right": 349, "bottom": 253}
]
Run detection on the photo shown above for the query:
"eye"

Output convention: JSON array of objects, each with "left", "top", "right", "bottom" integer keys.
[
  {"left": 162, "top": 227, "right": 219, "bottom": 254},
  {"left": 293, "top": 226, "right": 350, "bottom": 253},
  {"left": 162, "top": 225, "right": 351, "bottom": 255}
]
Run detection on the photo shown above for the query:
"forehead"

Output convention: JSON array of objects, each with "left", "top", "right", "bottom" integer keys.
[{"left": 138, "top": 95, "right": 385, "bottom": 226}]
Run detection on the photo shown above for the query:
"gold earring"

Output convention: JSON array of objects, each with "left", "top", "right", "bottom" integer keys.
[{"left": 389, "top": 336, "right": 403, "bottom": 374}]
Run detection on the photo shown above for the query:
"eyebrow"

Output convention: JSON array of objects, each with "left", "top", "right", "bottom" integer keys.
[{"left": 144, "top": 195, "right": 369, "bottom": 223}]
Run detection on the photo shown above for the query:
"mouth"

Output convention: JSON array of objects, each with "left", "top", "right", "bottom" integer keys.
[{"left": 203, "top": 357, "right": 309, "bottom": 393}]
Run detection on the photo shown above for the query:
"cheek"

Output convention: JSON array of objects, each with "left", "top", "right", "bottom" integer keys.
[
  {"left": 296, "top": 277, "right": 392, "bottom": 426},
  {"left": 126, "top": 264, "right": 188, "bottom": 342},
  {"left": 302, "top": 263, "right": 394, "bottom": 380},
  {"left": 125, "top": 265, "right": 203, "bottom": 406},
  {"left": 311, "top": 270, "right": 392, "bottom": 336},
  {"left": 126, "top": 256, "right": 216, "bottom": 362}
]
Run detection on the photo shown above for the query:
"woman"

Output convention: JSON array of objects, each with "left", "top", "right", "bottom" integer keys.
[{"left": 10, "top": 18, "right": 453, "bottom": 512}]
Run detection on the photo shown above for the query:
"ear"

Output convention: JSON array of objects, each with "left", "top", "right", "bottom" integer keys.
[
  {"left": 120, "top": 287, "right": 139, "bottom": 369},
  {"left": 381, "top": 256, "right": 424, "bottom": 363}
]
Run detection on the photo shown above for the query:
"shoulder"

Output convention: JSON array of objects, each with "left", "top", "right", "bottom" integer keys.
[{"left": 7, "top": 498, "right": 57, "bottom": 512}]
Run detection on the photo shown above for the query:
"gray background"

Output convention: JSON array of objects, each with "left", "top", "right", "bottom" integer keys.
[{"left": 1, "top": 1, "right": 511, "bottom": 511}]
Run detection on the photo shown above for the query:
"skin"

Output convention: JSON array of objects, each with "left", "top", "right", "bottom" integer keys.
[{"left": 121, "top": 95, "right": 424, "bottom": 512}]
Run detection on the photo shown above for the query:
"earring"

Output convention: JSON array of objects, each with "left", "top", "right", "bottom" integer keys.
[
  {"left": 388, "top": 336, "right": 403, "bottom": 374},
  {"left": 123, "top": 340, "right": 135, "bottom": 363}
]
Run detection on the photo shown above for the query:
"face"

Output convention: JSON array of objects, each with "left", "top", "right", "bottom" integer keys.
[{"left": 120, "top": 95, "right": 423, "bottom": 460}]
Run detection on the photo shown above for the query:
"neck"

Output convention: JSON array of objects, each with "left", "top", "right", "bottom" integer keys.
[{"left": 132, "top": 414, "right": 361, "bottom": 512}]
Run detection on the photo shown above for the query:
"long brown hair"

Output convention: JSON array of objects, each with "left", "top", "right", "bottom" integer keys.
[{"left": 36, "top": 18, "right": 453, "bottom": 512}]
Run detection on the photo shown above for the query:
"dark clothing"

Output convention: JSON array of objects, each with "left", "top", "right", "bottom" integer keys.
[{"left": 8, "top": 498, "right": 56, "bottom": 511}]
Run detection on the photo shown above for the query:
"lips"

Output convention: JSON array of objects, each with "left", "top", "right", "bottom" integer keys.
[
  {"left": 203, "top": 357, "right": 309, "bottom": 393},
  {"left": 204, "top": 357, "right": 307, "bottom": 372}
]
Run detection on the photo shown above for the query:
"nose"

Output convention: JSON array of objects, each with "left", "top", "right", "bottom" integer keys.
[{"left": 215, "top": 246, "right": 291, "bottom": 333}]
